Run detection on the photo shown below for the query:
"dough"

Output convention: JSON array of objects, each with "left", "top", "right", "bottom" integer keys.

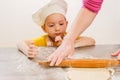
[{"left": 67, "top": 68, "right": 112, "bottom": 80}]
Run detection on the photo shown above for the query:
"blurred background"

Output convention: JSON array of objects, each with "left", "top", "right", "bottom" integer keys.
[{"left": 0, "top": 0, "right": 120, "bottom": 47}]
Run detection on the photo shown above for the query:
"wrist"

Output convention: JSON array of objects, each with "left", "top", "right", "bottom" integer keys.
[{"left": 63, "top": 33, "right": 76, "bottom": 43}]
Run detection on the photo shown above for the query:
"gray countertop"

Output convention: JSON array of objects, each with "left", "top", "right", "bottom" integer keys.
[{"left": 0, "top": 45, "right": 120, "bottom": 80}]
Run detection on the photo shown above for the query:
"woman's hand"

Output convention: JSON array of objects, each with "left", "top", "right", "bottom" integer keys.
[
  {"left": 111, "top": 48, "right": 120, "bottom": 60},
  {"left": 47, "top": 39, "right": 75, "bottom": 66}
]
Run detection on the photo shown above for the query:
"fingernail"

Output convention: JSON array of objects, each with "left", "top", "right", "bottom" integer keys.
[
  {"left": 55, "top": 63, "right": 59, "bottom": 66},
  {"left": 50, "top": 63, "right": 53, "bottom": 66}
]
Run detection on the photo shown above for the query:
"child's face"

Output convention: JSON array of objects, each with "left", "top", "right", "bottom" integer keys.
[{"left": 42, "top": 13, "right": 68, "bottom": 40}]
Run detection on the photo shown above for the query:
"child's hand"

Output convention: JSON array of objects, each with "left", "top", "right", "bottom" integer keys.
[
  {"left": 55, "top": 36, "right": 62, "bottom": 46},
  {"left": 27, "top": 41, "right": 39, "bottom": 58},
  {"left": 17, "top": 41, "right": 39, "bottom": 58}
]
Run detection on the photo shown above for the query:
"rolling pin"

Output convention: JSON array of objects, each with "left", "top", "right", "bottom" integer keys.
[{"left": 38, "top": 59, "right": 120, "bottom": 68}]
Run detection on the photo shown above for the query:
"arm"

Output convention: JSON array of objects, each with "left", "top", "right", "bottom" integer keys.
[
  {"left": 74, "top": 36, "right": 95, "bottom": 48},
  {"left": 64, "top": 8, "right": 97, "bottom": 43},
  {"left": 17, "top": 40, "right": 38, "bottom": 58},
  {"left": 47, "top": 0, "right": 103, "bottom": 66},
  {"left": 65, "top": 0, "right": 104, "bottom": 41}
]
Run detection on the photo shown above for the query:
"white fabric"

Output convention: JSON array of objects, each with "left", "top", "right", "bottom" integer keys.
[{"left": 32, "top": 0, "right": 67, "bottom": 26}]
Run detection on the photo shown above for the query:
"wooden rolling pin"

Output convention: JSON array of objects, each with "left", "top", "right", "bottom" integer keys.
[{"left": 38, "top": 59, "right": 120, "bottom": 68}]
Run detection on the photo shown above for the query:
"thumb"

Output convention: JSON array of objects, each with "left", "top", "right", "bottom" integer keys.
[
  {"left": 55, "top": 36, "right": 62, "bottom": 42},
  {"left": 111, "top": 49, "right": 120, "bottom": 57}
]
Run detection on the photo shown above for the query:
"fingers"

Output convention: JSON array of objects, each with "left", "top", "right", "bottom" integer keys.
[
  {"left": 111, "top": 49, "right": 120, "bottom": 57},
  {"left": 47, "top": 39, "right": 75, "bottom": 66},
  {"left": 55, "top": 48, "right": 73, "bottom": 66},
  {"left": 27, "top": 48, "right": 38, "bottom": 58},
  {"left": 55, "top": 36, "right": 62, "bottom": 42},
  {"left": 111, "top": 49, "right": 120, "bottom": 60},
  {"left": 27, "top": 52, "right": 36, "bottom": 58},
  {"left": 47, "top": 50, "right": 59, "bottom": 66},
  {"left": 28, "top": 48, "right": 38, "bottom": 55},
  {"left": 50, "top": 53, "right": 59, "bottom": 66},
  {"left": 55, "top": 36, "right": 62, "bottom": 46},
  {"left": 47, "top": 46, "right": 74, "bottom": 66},
  {"left": 27, "top": 41, "right": 39, "bottom": 58},
  {"left": 55, "top": 52, "right": 67, "bottom": 66}
]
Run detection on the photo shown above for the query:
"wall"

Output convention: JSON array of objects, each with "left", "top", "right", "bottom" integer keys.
[{"left": 0, "top": 0, "right": 120, "bottom": 47}]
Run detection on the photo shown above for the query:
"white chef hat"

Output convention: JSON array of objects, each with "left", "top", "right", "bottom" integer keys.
[{"left": 32, "top": 0, "right": 67, "bottom": 26}]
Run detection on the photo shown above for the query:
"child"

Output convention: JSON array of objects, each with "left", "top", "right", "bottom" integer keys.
[{"left": 17, "top": 0, "right": 95, "bottom": 58}]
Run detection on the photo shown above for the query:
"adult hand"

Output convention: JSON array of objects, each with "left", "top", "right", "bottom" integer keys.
[
  {"left": 47, "top": 39, "right": 75, "bottom": 66},
  {"left": 111, "top": 49, "right": 120, "bottom": 60}
]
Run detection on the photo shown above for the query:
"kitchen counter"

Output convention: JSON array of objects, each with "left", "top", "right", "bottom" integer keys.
[{"left": 0, "top": 45, "right": 120, "bottom": 80}]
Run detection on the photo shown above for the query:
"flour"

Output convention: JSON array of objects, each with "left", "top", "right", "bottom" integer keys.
[
  {"left": 14, "top": 47, "right": 67, "bottom": 80},
  {"left": 15, "top": 47, "right": 115, "bottom": 80}
]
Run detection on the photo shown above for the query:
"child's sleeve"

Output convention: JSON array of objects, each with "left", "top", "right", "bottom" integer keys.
[
  {"left": 82, "top": 0, "right": 103, "bottom": 13},
  {"left": 32, "top": 35, "right": 47, "bottom": 46}
]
